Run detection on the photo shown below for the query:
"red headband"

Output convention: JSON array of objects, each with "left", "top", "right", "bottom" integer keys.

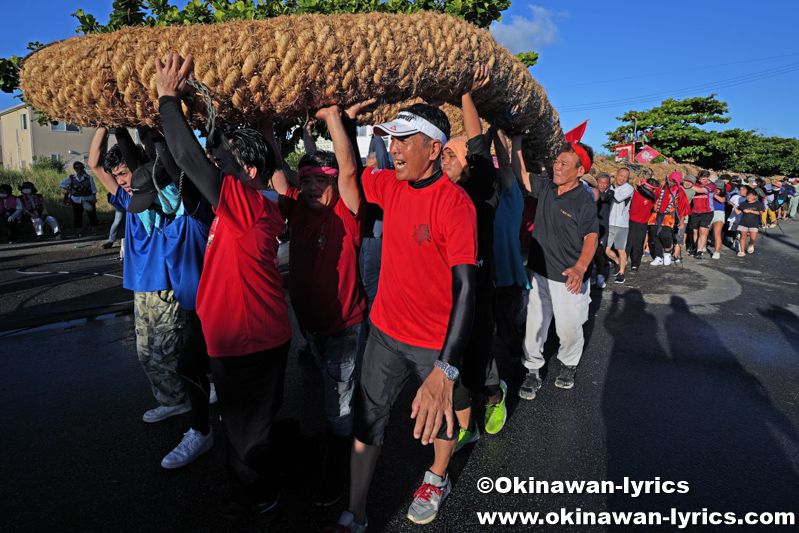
[
  {"left": 570, "top": 143, "right": 591, "bottom": 175},
  {"left": 297, "top": 166, "right": 340, "bottom": 180}
]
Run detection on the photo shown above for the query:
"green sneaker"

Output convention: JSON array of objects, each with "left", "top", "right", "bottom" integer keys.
[
  {"left": 484, "top": 380, "right": 507, "bottom": 434},
  {"left": 454, "top": 424, "right": 480, "bottom": 453}
]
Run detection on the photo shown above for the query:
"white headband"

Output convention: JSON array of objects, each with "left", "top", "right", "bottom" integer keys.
[{"left": 374, "top": 112, "right": 448, "bottom": 146}]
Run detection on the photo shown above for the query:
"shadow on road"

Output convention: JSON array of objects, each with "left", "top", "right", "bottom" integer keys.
[
  {"left": 757, "top": 305, "right": 799, "bottom": 360},
  {"left": 602, "top": 291, "right": 799, "bottom": 516}
]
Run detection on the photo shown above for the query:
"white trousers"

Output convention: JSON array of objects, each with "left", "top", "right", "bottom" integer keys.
[
  {"left": 523, "top": 270, "right": 590, "bottom": 370},
  {"left": 32, "top": 216, "right": 60, "bottom": 236}
]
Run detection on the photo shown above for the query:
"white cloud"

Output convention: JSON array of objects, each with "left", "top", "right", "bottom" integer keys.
[{"left": 489, "top": 6, "right": 565, "bottom": 54}]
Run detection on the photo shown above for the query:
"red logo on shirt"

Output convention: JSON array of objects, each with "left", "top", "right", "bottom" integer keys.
[
  {"left": 412, "top": 224, "right": 431, "bottom": 245},
  {"left": 206, "top": 216, "right": 220, "bottom": 251}
]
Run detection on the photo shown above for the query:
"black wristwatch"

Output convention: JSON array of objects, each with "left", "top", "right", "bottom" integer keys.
[{"left": 434, "top": 360, "right": 460, "bottom": 381}]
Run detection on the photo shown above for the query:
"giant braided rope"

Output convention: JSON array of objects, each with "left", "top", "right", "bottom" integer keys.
[{"left": 19, "top": 11, "right": 564, "bottom": 161}]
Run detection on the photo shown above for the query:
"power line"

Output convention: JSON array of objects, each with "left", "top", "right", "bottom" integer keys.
[
  {"left": 547, "top": 53, "right": 799, "bottom": 90},
  {"left": 556, "top": 62, "right": 799, "bottom": 113}
]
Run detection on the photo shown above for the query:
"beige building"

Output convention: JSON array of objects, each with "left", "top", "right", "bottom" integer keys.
[{"left": 0, "top": 104, "right": 135, "bottom": 171}]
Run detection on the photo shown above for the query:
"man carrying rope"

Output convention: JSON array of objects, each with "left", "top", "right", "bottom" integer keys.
[
  {"left": 331, "top": 102, "right": 477, "bottom": 531},
  {"left": 155, "top": 52, "right": 291, "bottom": 523},
  {"left": 511, "top": 138, "right": 599, "bottom": 397}
]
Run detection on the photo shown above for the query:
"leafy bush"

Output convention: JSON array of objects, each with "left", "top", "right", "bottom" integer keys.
[{"left": 32, "top": 155, "right": 66, "bottom": 173}]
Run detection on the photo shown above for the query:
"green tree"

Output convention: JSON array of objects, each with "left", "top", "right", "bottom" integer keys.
[
  {"left": 606, "top": 95, "right": 799, "bottom": 175},
  {"left": 604, "top": 94, "right": 731, "bottom": 167}
]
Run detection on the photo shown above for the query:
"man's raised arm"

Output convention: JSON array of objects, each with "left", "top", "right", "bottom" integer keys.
[
  {"left": 317, "top": 105, "right": 360, "bottom": 215},
  {"left": 155, "top": 53, "right": 223, "bottom": 209},
  {"left": 88, "top": 127, "right": 118, "bottom": 196}
]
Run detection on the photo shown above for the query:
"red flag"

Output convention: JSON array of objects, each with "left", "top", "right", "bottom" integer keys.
[
  {"left": 564, "top": 120, "right": 588, "bottom": 142},
  {"left": 634, "top": 145, "right": 661, "bottom": 164}
]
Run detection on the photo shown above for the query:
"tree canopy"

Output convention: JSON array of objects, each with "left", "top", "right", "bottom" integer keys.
[{"left": 605, "top": 95, "right": 799, "bottom": 176}]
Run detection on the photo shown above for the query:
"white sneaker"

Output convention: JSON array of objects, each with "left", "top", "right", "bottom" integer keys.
[
  {"left": 596, "top": 274, "right": 606, "bottom": 289},
  {"left": 142, "top": 402, "right": 191, "bottom": 423},
  {"left": 161, "top": 428, "right": 214, "bottom": 469},
  {"left": 663, "top": 253, "right": 672, "bottom": 266},
  {"left": 209, "top": 382, "right": 218, "bottom": 404},
  {"left": 712, "top": 252, "right": 720, "bottom": 259},
  {"left": 651, "top": 257, "right": 664, "bottom": 266}
]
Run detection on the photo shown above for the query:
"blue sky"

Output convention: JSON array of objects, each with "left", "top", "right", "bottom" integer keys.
[{"left": 2, "top": 1, "right": 797, "bottom": 155}]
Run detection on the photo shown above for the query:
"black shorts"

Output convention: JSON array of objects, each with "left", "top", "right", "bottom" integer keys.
[
  {"left": 688, "top": 212, "right": 713, "bottom": 230},
  {"left": 354, "top": 321, "right": 458, "bottom": 446}
]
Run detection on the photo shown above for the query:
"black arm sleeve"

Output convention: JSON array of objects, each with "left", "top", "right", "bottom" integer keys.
[
  {"left": 147, "top": 129, "right": 202, "bottom": 214},
  {"left": 465, "top": 134, "right": 498, "bottom": 201},
  {"left": 437, "top": 264, "right": 476, "bottom": 369},
  {"left": 115, "top": 128, "right": 146, "bottom": 172},
  {"left": 637, "top": 185, "right": 656, "bottom": 201},
  {"left": 158, "top": 96, "right": 223, "bottom": 209}
]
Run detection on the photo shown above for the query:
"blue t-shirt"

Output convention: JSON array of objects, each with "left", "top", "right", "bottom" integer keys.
[
  {"left": 493, "top": 182, "right": 530, "bottom": 289},
  {"left": 713, "top": 182, "right": 726, "bottom": 211},
  {"left": 162, "top": 198, "right": 214, "bottom": 311},
  {"left": 110, "top": 190, "right": 171, "bottom": 292}
]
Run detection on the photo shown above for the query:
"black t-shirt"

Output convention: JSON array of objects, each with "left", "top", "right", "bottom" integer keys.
[
  {"left": 457, "top": 134, "right": 498, "bottom": 288},
  {"left": 597, "top": 188, "right": 614, "bottom": 232},
  {"left": 527, "top": 175, "right": 599, "bottom": 283},
  {"left": 738, "top": 201, "right": 763, "bottom": 228}
]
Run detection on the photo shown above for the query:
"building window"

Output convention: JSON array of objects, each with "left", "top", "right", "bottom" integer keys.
[
  {"left": 51, "top": 154, "right": 62, "bottom": 162},
  {"left": 51, "top": 123, "right": 80, "bottom": 132},
  {"left": 20, "top": 114, "right": 27, "bottom": 130}
]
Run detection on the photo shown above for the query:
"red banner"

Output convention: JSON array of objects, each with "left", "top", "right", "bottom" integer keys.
[
  {"left": 564, "top": 120, "right": 588, "bottom": 143},
  {"left": 634, "top": 145, "right": 661, "bottom": 164},
  {"left": 615, "top": 144, "right": 634, "bottom": 163}
]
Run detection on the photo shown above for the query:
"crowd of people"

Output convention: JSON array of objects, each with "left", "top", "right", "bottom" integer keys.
[
  {"left": 588, "top": 169, "right": 798, "bottom": 287},
  {"left": 3, "top": 51, "right": 797, "bottom": 532}
]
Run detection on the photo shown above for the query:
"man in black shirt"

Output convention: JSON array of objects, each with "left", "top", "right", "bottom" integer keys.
[
  {"left": 594, "top": 172, "right": 614, "bottom": 289},
  {"left": 511, "top": 138, "right": 599, "bottom": 397}
]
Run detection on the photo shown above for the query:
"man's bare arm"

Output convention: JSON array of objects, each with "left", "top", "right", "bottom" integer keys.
[{"left": 88, "top": 128, "right": 118, "bottom": 196}]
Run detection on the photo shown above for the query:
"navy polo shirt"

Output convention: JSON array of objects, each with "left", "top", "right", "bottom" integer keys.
[{"left": 527, "top": 173, "right": 599, "bottom": 283}]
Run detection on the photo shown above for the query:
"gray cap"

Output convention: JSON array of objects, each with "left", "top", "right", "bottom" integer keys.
[{"left": 684, "top": 174, "right": 697, "bottom": 184}]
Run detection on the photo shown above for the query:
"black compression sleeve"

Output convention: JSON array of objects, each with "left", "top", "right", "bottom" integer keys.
[
  {"left": 158, "top": 96, "right": 222, "bottom": 209},
  {"left": 149, "top": 131, "right": 202, "bottom": 214},
  {"left": 437, "top": 263, "right": 476, "bottom": 369},
  {"left": 115, "top": 128, "right": 145, "bottom": 172}
]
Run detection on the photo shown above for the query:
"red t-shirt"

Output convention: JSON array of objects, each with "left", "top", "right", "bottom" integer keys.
[
  {"left": 362, "top": 168, "right": 477, "bottom": 350},
  {"left": 281, "top": 185, "right": 367, "bottom": 336},
  {"left": 629, "top": 189, "right": 655, "bottom": 224},
  {"left": 197, "top": 176, "right": 292, "bottom": 357},
  {"left": 691, "top": 182, "right": 717, "bottom": 214}
]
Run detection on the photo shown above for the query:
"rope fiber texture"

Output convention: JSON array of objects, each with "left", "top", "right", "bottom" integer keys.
[{"left": 19, "top": 12, "right": 563, "bottom": 162}]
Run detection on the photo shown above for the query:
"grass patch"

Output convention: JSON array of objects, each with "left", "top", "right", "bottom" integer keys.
[{"left": 0, "top": 167, "right": 116, "bottom": 236}]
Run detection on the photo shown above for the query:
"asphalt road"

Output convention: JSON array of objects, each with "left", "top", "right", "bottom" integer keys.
[{"left": 1, "top": 221, "right": 798, "bottom": 532}]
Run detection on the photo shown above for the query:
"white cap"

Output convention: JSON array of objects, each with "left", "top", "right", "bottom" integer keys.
[{"left": 374, "top": 111, "right": 448, "bottom": 146}]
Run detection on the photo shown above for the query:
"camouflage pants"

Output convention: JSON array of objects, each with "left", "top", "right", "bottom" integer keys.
[{"left": 134, "top": 290, "right": 189, "bottom": 407}]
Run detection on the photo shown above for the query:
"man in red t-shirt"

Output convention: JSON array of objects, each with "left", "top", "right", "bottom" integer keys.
[
  {"left": 330, "top": 104, "right": 477, "bottom": 532},
  {"left": 156, "top": 53, "right": 291, "bottom": 523},
  {"left": 688, "top": 170, "right": 717, "bottom": 260},
  {"left": 626, "top": 178, "right": 657, "bottom": 272},
  {"left": 265, "top": 104, "right": 367, "bottom": 507}
]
